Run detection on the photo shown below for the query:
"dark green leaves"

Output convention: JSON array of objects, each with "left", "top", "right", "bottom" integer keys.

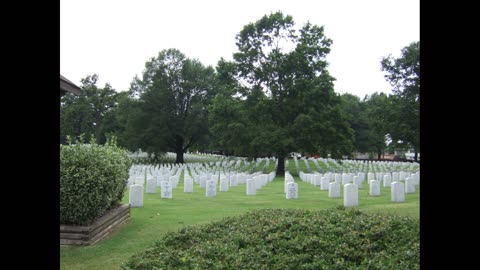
[{"left": 121, "top": 208, "right": 419, "bottom": 269}]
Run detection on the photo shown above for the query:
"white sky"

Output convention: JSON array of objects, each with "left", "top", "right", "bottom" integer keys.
[{"left": 61, "top": 0, "right": 419, "bottom": 99}]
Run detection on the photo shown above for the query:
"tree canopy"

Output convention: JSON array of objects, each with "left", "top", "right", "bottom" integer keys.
[
  {"left": 381, "top": 41, "right": 420, "bottom": 160},
  {"left": 60, "top": 74, "right": 118, "bottom": 144},
  {"left": 120, "top": 48, "right": 216, "bottom": 163},
  {"left": 210, "top": 12, "right": 353, "bottom": 176}
]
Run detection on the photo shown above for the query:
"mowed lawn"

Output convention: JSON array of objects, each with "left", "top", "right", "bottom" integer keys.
[{"left": 60, "top": 175, "right": 420, "bottom": 270}]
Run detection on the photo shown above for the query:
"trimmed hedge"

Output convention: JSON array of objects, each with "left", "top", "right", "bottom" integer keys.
[
  {"left": 121, "top": 207, "right": 419, "bottom": 269},
  {"left": 60, "top": 137, "right": 132, "bottom": 225}
]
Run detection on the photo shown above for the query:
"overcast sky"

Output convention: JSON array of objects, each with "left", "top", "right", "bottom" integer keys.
[{"left": 61, "top": 0, "right": 419, "bottom": 99}]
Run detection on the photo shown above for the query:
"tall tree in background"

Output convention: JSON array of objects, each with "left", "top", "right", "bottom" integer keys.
[
  {"left": 381, "top": 41, "right": 420, "bottom": 161},
  {"left": 60, "top": 74, "right": 118, "bottom": 144},
  {"left": 126, "top": 49, "right": 216, "bottom": 163},
  {"left": 228, "top": 12, "right": 353, "bottom": 176},
  {"left": 364, "top": 92, "right": 391, "bottom": 159},
  {"left": 208, "top": 58, "right": 251, "bottom": 156},
  {"left": 338, "top": 93, "right": 371, "bottom": 156}
]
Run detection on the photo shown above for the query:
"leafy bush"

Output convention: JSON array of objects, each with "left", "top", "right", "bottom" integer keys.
[
  {"left": 121, "top": 207, "right": 419, "bottom": 269},
  {"left": 60, "top": 135, "right": 132, "bottom": 225}
]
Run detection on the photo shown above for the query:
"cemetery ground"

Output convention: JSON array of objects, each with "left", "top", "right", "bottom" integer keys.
[{"left": 60, "top": 173, "right": 419, "bottom": 270}]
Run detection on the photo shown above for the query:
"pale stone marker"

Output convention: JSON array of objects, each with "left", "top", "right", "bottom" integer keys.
[
  {"left": 246, "top": 179, "right": 256, "bottom": 195},
  {"left": 342, "top": 173, "right": 350, "bottom": 185},
  {"left": 184, "top": 177, "right": 193, "bottom": 193},
  {"left": 353, "top": 176, "right": 362, "bottom": 189},
  {"left": 229, "top": 174, "right": 238, "bottom": 187},
  {"left": 284, "top": 177, "right": 294, "bottom": 193},
  {"left": 391, "top": 182, "right": 405, "bottom": 202},
  {"left": 405, "top": 177, "right": 415, "bottom": 193},
  {"left": 219, "top": 177, "right": 229, "bottom": 192},
  {"left": 254, "top": 176, "right": 262, "bottom": 190},
  {"left": 369, "top": 180, "right": 380, "bottom": 196},
  {"left": 146, "top": 177, "right": 156, "bottom": 193},
  {"left": 368, "top": 173, "right": 375, "bottom": 181},
  {"left": 392, "top": 172, "right": 399, "bottom": 182},
  {"left": 314, "top": 174, "right": 321, "bottom": 186},
  {"left": 320, "top": 177, "right": 329, "bottom": 190},
  {"left": 206, "top": 180, "right": 216, "bottom": 197},
  {"left": 161, "top": 181, "right": 172, "bottom": 199},
  {"left": 134, "top": 176, "right": 144, "bottom": 186},
  {"left": 129, "top": 184, "right": 143, "bottom": 207},
  {"left": 335, "top": 173, "right": 342, "bottom": 184},
  {"left": 286, "top": 182, "right": 298, "bottom": 199},
  {"left": 344, "top": 183, "right": 358, "bottom": 207},
  {"left": 328, "top": 182, "right": 340, "bottom": 198},
  {"left": 199, "top": 176, "right": 207, "bottom": 189},
  {"left": 383, "top": 174, "right": 391, "bottom": 187}
]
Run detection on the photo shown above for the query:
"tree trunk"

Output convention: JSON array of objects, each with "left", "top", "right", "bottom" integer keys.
[
  {"left": 276, "top": 156, "right": 285, "bottom": 178},
  {"left": 377, "top": 149, "right": 382, "bottom": 160},
  {"left": 175, "top": 135, "right": 185, "bottom": 164},
  {"left": 414, "top": 150, "right": 418, "bottom": 162}
]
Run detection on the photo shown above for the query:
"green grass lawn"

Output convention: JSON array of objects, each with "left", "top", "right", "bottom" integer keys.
[{"left": 60, "top": 175, "right": 419, "bottom": 270}]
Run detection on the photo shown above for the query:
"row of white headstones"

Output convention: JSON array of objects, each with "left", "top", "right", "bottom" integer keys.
[
  {"left": 284, "top": 170, "right": 420, "bottom": 206},
  {"left": 128, "top": 161, "right": 419, "bottom": 208},
  {"left": 128, "top": 162, "right": 277, "bottom": 207}
]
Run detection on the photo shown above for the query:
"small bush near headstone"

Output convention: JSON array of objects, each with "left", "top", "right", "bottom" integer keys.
[
  {"left": 60, "top": 135, "right": 132, "bottom": 225},
  {"left": 121, "top": 207, "right": 419, "bottom": 269}
]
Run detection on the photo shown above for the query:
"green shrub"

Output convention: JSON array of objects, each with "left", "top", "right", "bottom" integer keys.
[
  {"left": 121, "top": 207, "right": 419, "bottom": 269},
  {"left": 60, "top": 135, "right": 132, "bottom": 225}
]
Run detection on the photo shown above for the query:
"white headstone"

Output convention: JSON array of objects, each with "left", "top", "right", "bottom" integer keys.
[
  {"left": 391, "top": 182, "right": 405, "bottom": 202},
  {"left": 161, "top": 181, "right": 172, "bottom": 199},
  {"left": 367, "top": 173, "right": 375, "bottom": 181},
  {"left": 146, "top": 178, "right": 156, "bottom": 193},
  {"left": 342, "top": 173, "right": 350, "bottom": 185},
  {"left": 314, "top": 174, "right": 321, "bottom": 186},
  {"left": 206, "top": 180, "right": 216, "bottom": 197},
  {"left": 286, "top": 182, "right": 298, "bottom": 199},
  {"left": 184, "top": 177, "right": 193, "bottom": 193},
  {"left": 246, "top": 179, "right": 256, "bottom": 195},
  {"left": 335, "top": 173, "right": 342, "bottom": 184},
  {"left": 320, "top": 177, "right": 329, "bottom": 190},
  {"left": 229, "top": 175, "right": 238, "bottom": 187},
  {"left": 353, "top": 176, "right": 362, "bottom": 189},
  {"left": 344, "top": 183, "right": 358, "bottom": 207},
  {"left": 405, "top": 177, "right": 415, "bottom": 193},
  {"left": 199, "top": 176, "right": 207, "bottom": 189},
  {"left": 383, "top": 174, "right": 391, "bottom": 187},
  {"left": 254, "top": 176, "right": 262, "bottom": 190},
  {"left": 392, "top": 172, "right": 399, "bottom": 182},
  {"left": 284, "top": 178, "right": 294, "bottom": 193},
  {"left": 369, "top": 180, "right": 380, "bottom": 196},
  {"left": 134, "top": 176, "right": 144, "bottom": 186},
  {"left": 328, "top": 182, "right": 341, "bottom": 198},
  {"left": 219, "top": 177, "right": 229, "bottom": 192},
  {"left": 129, "top": 184, "right": 143, "bottom": 207}
]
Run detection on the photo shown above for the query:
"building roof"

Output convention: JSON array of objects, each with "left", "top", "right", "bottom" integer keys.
[{"left": 60, "top": 75, "right": 81, "bottom": 95}]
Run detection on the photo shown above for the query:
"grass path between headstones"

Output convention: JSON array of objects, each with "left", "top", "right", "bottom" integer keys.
[{"left": 60, "top": 176, "right": 419, "bottom": 270}]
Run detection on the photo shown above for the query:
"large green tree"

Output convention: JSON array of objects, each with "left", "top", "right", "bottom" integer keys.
[
  {"left": 381, "top": 41, "right": 420, "bottom": 161},
  {"left": 60, "top": 74, "right": 118, "bottom": 144},
  {"left": 338, "top": 93, "right": 371, "bottom": 156},
  {"left": 224, "top": 12, "right": 353, "bottom": 176},
  {"left": 126, "top": 49, "right": 216, "bottom": 163},
  {"left": 364, "top": 92, "right": 391, "bottom": 159}
]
